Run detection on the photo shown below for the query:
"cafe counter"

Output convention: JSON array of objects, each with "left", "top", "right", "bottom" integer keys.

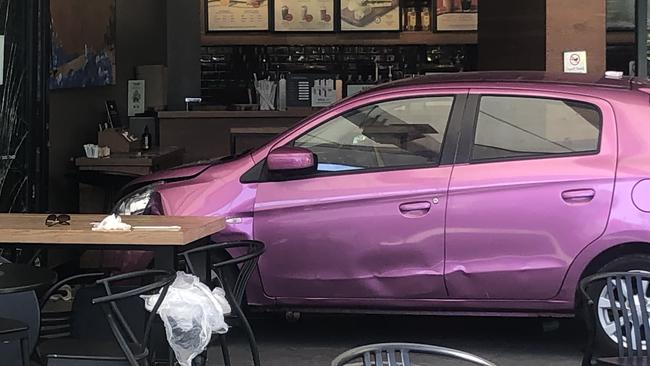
[{"left": 158, "top": 108, "right": 318, "bottom": 162}]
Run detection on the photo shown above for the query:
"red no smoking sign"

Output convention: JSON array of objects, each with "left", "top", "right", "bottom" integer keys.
[
  {"left": 569, "top": 53, "right": 581, "bottom": 66},
  {"left": 564, "top": 50, "right": 587, "bottom": 74}
]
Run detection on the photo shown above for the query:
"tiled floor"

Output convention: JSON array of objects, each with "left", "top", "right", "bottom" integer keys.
[{"left": 208, "top": 314, "right": 583, "bottom": 366}]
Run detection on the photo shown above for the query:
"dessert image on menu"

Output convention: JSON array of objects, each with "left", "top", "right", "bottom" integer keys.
[
  {"left": 340, "top": 0, "right": 399, "bottom": 30},
  {"left": 207, "top": 0, "right": 269, "bottom": 31},
  {"left": 274, "top": 0, "right": 334, "bottom": 31}
]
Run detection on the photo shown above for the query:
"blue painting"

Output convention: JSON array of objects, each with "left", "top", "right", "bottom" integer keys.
[{"left": 50, "top": 0, "right": 116, "bottom": 89}]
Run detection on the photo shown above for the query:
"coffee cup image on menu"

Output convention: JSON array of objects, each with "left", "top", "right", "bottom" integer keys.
[
  {"left": 281, "top": 5, "right": 293, "bottom": 20},
  {"left": 301, "top": 5, "right": 313, "bottom": 22},
  {"left": 320, "top": 7, "right": 331, "bottom": 22}
]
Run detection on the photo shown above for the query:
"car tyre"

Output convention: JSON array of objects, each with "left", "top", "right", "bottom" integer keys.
[{"left": 585, "top": 254, "right": 650, "bottom": 356}]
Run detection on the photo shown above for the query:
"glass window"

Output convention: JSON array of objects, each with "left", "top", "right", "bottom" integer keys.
[
  {"left": 471, "top": 96, "right": 601, "bottom": 162},
  {"left": 293, "top": 96, "right": 454, "bottom": 173}
]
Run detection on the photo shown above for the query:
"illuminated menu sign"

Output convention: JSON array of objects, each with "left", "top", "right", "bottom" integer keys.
[
  {"left": 274, "top": 0, "right": 334, "bottom": 31},
  {"left": 207, "top": 0, "right": 269, "bottom": 31}
]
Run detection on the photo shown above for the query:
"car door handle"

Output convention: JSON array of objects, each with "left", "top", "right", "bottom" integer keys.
[
  {"left": 399, "top": 202, "right": 432, "bottom": 217},
  {"left": 561, "top": 189, "right": 596, "bottom": 203}
]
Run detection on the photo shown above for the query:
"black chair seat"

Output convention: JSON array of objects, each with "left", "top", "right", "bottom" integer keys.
[
  {"left": 0, "top": 317, "right": 32, "bottom": 366},
  {"left": 40, "top": 338, "right": 148, "bottom": 361},
  {"left": 597, "top": 357, "right": 650, "bottom": 366},
  {"left": 0, "top": 317, "right": 29, "bottom": 335}
]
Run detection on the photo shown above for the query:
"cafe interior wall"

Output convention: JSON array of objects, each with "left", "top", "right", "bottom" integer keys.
[{"left": 48, "top": 0, "right": 167, "bottom": 212}]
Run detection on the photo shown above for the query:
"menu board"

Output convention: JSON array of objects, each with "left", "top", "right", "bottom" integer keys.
[
  {"left": 340, "top": 0, "right": 400, "bottom": 31},
  {"left": 207, "top": 0, "right": 269, "bottom": 31},
  {"left": 274, "top": 0, "right": 334, "bottom": 31},
  {"left": 436, "top": 0, "right": 477, "bottom": 31}
]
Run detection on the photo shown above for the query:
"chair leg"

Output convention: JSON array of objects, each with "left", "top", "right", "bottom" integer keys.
[
  {"left": 20, "top": 335, "right": 30, "bottom": 366},
  {"left": 168, "top": 347, "right": 175, "bottom": 366},
  {"left": 219, "top": 334, "right": 232, "bottom": 366},
  {"left": 231, "top": 302, "right": 260, "bottom": 366}
]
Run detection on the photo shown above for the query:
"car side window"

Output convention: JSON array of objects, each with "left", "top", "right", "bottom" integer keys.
[
  {"left": 471, "top": 96, "right": 602, "bottom": 162},
  {"left": 293, "top": 96, "right": 454, "bottom": 173}
]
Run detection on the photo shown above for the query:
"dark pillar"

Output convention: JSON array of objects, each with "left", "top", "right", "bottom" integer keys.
[
  {"left": 478, "top": 0, "right": 606, "bottom": 76},
  {"left": 546, "top": 0, "right": 606, "bottom": 75},
  {"left": 166, "top": 0, "right": 201, "bottom": 110},
  {"left": 478, "top": 0, "right": 546, "bottom": 71}
]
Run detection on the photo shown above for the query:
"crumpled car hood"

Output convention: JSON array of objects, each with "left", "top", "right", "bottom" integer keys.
[{"left": 125, "top": 163, "right": 209, "bottom": 189}]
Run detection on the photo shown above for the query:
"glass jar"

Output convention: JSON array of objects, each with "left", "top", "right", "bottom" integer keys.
[
  {"left": 405, "top": 7, "right": 417, "bottom": 31},
  {"left": 420, "top": 7, "right": 430, "bottom": 31}
]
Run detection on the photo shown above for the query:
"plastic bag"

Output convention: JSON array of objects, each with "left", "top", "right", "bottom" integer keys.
[{"left": 141, "top": 271, "right": 231, "bottom": 366}]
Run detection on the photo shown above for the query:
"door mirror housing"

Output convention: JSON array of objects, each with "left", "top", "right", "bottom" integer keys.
[{"left": 267, "top": 146, "right": 316, "bottom": 172}]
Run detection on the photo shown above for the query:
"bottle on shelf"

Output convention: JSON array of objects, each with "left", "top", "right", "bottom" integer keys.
[
  {"left": 277, "top": 74, "right": 287, "bottom": 111},
  {"left": 405, "top": 7, "right": 417, "bottom": 31},
  {"left": 421, "top": 7, "right": 431, "bottom": 31},
  {"left": 141, "top": 126, "right": 152, "bottom": 151}
]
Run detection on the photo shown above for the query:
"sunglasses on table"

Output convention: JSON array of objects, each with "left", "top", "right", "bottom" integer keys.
[{"left": 45, "top": 214, "right": 71, "bottom": 227}]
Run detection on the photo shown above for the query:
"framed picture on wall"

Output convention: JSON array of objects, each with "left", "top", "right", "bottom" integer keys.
[
  {"left": 206, "top": 0, "right": 270, "bottom": 31},
  {"left": 436, "top": 0, "right": 477, "bottom": 31},
  {"left": 340, "top": 0, "right": 400, "bottom": 31},
  {"left": 50, "top": 0, "right": 116, "bottom": 89},
  {"left": 274, "top": 0, "right": 334, "bottom": 31}
]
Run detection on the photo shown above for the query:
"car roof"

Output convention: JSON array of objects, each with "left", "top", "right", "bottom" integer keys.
[{"left": 366, "top": 71, "right": 649, "bottom": 94}]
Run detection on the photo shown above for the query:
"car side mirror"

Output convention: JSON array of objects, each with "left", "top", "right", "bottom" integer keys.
[{"left": 267, "top": 146, "right": 316, "bottom": 172}]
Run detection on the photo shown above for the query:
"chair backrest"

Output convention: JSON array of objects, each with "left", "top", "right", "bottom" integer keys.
[
  {"left": 39, "top": 272, "right": 107, "bottom": 341},
  {"left": 92, "top": 269, "right": 176, "bottom": 366},
  {"left": 580, "top": 271, "right": 650, "bottom": 360},
  {"left": 332, "top": 343, "right": 497, "bottom": 366},
  {"left": 180, "top": 240, "right": 265, "bottom": 305}
]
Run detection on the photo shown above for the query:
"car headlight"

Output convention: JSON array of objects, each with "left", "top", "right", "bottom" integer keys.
[{"left": 114, "top": 183, "right": 162, "bottom": 215}]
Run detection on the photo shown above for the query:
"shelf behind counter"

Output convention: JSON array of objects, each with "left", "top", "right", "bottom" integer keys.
[{"left": 158, "top": 108, "right": 319, "bottom": 163}]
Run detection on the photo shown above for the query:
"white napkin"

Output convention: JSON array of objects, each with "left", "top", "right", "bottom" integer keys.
[{"left": 92, "top": 214, "right": 132, "bottom": 232}]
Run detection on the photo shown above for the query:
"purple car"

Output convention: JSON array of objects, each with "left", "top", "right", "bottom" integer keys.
[{"left": 117, "top": 72, "right": 650, "bottom": 351}]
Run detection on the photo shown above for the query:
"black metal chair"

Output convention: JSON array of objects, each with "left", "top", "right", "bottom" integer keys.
[
  {"left": 38, "top": 272, "right": 108, "bottom": 343},
  {"left": 580, "top": 272, "right": 650, "bottom": 366},
  {"left": 38, "top": 269, "right": 175, "bottom": 366},
  {"left": 332, "top": 343, "right": 498, "bottom": 366},
  {"left": 179, "top": 240, "right": 266, "bottom": 366},
  {"left": 0, "top": 317, "right": 31, "bottom": 366},
  {"left": 0, "top": 291, "right": 42, "bottom": 365}
]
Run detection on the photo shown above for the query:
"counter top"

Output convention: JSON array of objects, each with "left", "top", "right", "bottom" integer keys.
[
  {"left": 75, "top": 146, "right": 184, "bottom": 167},
  {"left": 158, "top": 108, "right": 320, "bottom": 119}
]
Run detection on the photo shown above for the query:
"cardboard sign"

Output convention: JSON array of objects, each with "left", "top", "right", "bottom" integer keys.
[{"left": 563, "top": 51, "right": 588, "bottom": 74}]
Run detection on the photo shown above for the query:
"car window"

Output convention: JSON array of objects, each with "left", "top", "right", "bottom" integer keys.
[
  {"left": 293, "top": 96, "right": 454, "bottom": 173},
  {"left": 471, "top": 96, "right": 601, "bottom": 162}
]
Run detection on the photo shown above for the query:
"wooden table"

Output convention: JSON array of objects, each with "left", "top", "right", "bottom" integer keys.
[
  {"left": 0, "top": 214, "right": 225, "bottom": 364},
  {"left": 75, "top": 146, "right": 185, "bottom": 177},
  {"left": 0, "top": 214, "right": 225, "bottom": 272}
]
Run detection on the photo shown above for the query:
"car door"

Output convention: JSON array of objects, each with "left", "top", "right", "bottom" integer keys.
[
  {"left": 445, "top": 89, "right": 617, "bottom": 300},
  {"left": 253, "top": 91, "right": 466, "bottom": 301}
]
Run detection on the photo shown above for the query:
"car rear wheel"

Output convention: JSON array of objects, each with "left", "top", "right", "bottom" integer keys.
[{"left": 586, "top": 254, "right": 650, "bottom": 355}]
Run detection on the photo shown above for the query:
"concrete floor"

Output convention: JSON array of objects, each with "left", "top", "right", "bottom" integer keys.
[{"left": 208, "top": 314, "right": 584, "bottom": 366}]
